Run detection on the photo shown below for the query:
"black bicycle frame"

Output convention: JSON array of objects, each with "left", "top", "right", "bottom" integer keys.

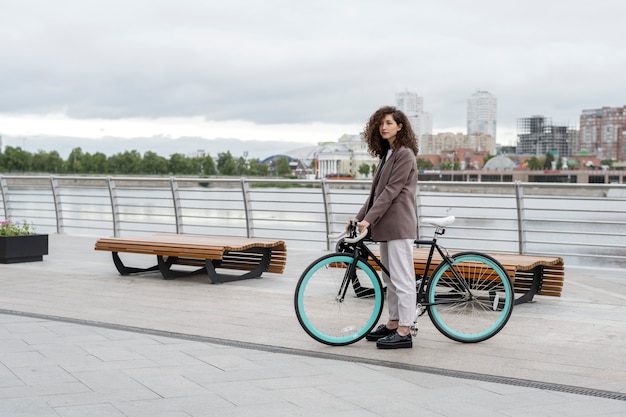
[{"left": 342, "top": 232, "right": 474, "bottom": 306}]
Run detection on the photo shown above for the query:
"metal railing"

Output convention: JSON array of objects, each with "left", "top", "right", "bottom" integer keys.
[{"left": 1, "top": 174, "right": 625, "bottom": 268}]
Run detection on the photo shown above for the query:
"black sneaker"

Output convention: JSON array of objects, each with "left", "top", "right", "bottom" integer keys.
[
  {"left": 365, "top": 324, "right": 395, "bottom": 341},
  {"left": 376, "top": 331, "right": 412, "bottom": 349}
]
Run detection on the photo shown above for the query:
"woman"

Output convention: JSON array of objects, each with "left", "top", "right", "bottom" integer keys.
[{"left": 351, "top": 105, "right": 418, "bottom": 349}]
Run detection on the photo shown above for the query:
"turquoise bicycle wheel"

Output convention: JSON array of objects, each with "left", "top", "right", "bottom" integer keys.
[
  {"left": 426, "top": 252, "right": 514, "bottom": 343},
  {"left": 294, "top": 254, "right": 384, "bottom": 346}
]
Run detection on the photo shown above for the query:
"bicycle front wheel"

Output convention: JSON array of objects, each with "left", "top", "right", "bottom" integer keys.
[
  {"left": 294, "top": 253, "right": 384, "bottom": 346},
  {"left": 426, "top": 252, "right": 513, "bottom": 343}
]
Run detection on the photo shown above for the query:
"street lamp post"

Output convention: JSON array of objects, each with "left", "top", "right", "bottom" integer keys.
[{"left": 448, "top": 152, "right": 455, "bottom": 181}]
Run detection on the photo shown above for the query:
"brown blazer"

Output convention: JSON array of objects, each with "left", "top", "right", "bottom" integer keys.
[{"left": 356, "top": 146, "right": 418, "bottom": 241}]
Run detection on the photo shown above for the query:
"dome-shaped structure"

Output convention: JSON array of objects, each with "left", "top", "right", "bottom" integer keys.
[{"left": 482, "top": 155, "right": 516, "bottom": 171}]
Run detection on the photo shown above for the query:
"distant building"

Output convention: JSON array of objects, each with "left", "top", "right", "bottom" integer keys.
[
  {"left": 516, "top": 115, "right": 577, "bottom": 157},
  {"left": 483, "top": 155, "right": 515, "bottom": 171},
  {"left": 283, "top": 134, "right": 377, "bottom": 179},
  {"left": 421, "top": 132, "right": 495, "bottom": 155},
  {"left": 395, "top": 90, "right": 432, "bottom": 152},
  {"left": 579, "top": 106, "right": 626, "bottom": 161},
  {"left": 415, "top": 147, "right": 490, "bottom": 171},
  {"left": 467, "top": 90, "right": 497, "bottom": 143}
]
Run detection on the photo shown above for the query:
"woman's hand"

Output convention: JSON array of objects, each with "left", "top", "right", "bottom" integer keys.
[
  {"left": 345, "top": 219, "right": 353, "bottom": 234},
  {"left": 357, "top": 220, "right": 370, "bottom": 235}
]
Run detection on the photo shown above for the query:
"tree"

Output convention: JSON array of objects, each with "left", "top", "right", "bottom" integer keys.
[
  {"left": 65, "top": 147, "right": 85, "bottom": 173},
  {"left": 601, "top": 159, "right": 613, "bottom": 168},
  {"left": 257, "top": 163, "right": 269, "bottom": 176},
  {"left": 116, "top": 150, "right": 143, "bottom": 174},
  {"left": 247, "top": 158, "right": 261, "bottom": 176},
  {"left": 276, "top": 157, "right": 291, "bottom": 176},
  {"left": 235, "top": 156, "right": 248, "bottom": 176},
  {"left": 217, "top": 152, "right": 236, "bottom": 175},
  {"left": 89, "top": 152, "right": 109, "bottom": 173},
  {"left": 416, "top": 158, "right": 433, "bottom": 170},
  {"left": 31, "top": 150, "right": 64, "bottom": 173},
  {"left": 543, "top": 152, "right": 555, "bottom": 170},
  {"left": 168, "top": 153, "right": 193, "bottom": 174},
  {"left": 0, "top": 146, "right": 32, "bottom": 172},
  {"left": 142, "top": 151, "right": 168, "bottom": 174},
  {"left": 200, "top": 155, "right": 217, "bottom": 175},
  {"left": 526, "top": 156, "right": 543, "bottom": 170},
  {"left": 188, "top": 157, "right": 204, "bottom": 175},
  {"left": 358, "top": 163, "right": 371, "bottom": 177}
]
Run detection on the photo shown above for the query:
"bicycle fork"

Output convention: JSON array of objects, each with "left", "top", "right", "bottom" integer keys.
[{"left": 336, "top": 254, "right": 360, "bottom": 303}]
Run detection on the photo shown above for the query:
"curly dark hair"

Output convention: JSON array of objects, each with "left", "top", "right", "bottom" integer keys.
[{"left": 362, "top": 106, "right": 418, "bottom": 159}]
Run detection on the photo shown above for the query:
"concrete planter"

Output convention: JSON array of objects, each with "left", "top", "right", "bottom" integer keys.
[{"left": 0, "top": 234, "right": 49, "bottom": 263}]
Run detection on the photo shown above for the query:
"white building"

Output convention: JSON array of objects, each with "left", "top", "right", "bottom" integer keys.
[
  {"left": 285, "top": 134, "right": 378, "bottom": 179},
  {"left": 395, "top": 91, "right": 432, "bottom": 152},
  {"left": 316, "top": 134, "right": 378, "bottom": 179},
  {"left": 467, "top": 90, "right": 497, "bottom": 145}
]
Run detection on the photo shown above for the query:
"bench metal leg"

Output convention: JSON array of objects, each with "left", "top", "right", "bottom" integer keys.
[
  {"left": 112, "top": 248, "right": 273, "bottom": 284},
  {"left": 514, "top": 266, "right": 543, "bottom": 305},
  {"left": 156, "top": 256, "right": 207, "bottom": 280},
  {"left": 204, "top": 247, "right": 272, "bottom": 284},
  {"left": 112, "top": 252, "right": 160, "bottom": 275}
]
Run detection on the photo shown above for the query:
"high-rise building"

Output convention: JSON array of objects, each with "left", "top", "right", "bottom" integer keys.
[
  {"left": 579, "top": 106, "right": 626, "bottom": 161},
  {"left": 516, "top": 116, "right": 577, "bottom": 157},
  {"left": 395, "top": 91, "right": 432, "bottom": 153},
  {"left": 467, "top": 90, "right": 497, "bottom": 143}
]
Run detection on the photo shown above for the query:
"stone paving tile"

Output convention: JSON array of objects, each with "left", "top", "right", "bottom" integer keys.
[
  {"left": 54, "top": 403, "right": 128, "bottom": 417},
  {"left": 0, "top": 398, "right": 60, "bottom": 417}
]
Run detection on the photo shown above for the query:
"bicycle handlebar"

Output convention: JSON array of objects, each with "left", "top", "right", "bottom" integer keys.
[
  {"left": 332, "top": 216, "right": 455, "bottom": 245},
  {"left": 343, "top": 228, "right": 369, "bottom": 244}
]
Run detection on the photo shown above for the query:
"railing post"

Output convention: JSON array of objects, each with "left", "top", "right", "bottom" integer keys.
[
  {"left": 0, "top": 176, "right": 9, "bottom": 219},
  {"left": 107, "top": 177, "right": 121, "bottom": 237},
  {"left": 170, "top": 177, "right": 183, "bottom": 234},
  {"left": 321, "top": 178, "right": 332, "bottom": 251},
  {"left": 514, "top": 181, "right": 526, "bottom": 254},
  {"left": 415, "top": 183, "right": 422, "bottom": 237},
  {"left": 240, "top": 178, "right": 253, "bottom": 238},
  {"left": 50, "top": 176, "right": 64, "bottom": 234}
]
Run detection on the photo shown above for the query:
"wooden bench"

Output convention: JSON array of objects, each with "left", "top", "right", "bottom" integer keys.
[
  {"left": 369, "top": 248, "right": 564, "bottom": 305},
  {"left": 94, "top": 233, "right": 287, "bottom": 284}
]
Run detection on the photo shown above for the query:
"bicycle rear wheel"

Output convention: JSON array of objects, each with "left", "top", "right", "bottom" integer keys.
[
  {"left": 294, "top": 253, "right": 384, "bottom": 346},
  {"left": 426, "top": 252, "right": 513, "bottom": 343}
]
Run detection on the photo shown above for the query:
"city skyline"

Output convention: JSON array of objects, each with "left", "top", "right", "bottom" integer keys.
[
  {"left": 1, "top": 1, "right": 624, "bottom": 150},
  {"left": 2, "top": 100, "right": 623, "bottom": 161}
]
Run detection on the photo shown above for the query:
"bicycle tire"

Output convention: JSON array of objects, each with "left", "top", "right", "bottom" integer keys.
[
  {"left": 426, "top": 251, "right": 514, "bottom": 343},
  {"left": 294, "top": 253, "right": 384, "bottom": 346}
]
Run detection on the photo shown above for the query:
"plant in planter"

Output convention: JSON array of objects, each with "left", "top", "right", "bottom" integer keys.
[{"left": 0, "top": 219, "right": 48, "bottom": 263}]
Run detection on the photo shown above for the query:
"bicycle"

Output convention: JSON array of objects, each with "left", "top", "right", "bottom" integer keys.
[{"left": 294, "top": 216, "right": 514, "bottom": 346}]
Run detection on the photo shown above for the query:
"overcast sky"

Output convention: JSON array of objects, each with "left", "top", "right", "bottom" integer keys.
[{"left": 1, "top": 0, "right": 625, "bottom": 149}]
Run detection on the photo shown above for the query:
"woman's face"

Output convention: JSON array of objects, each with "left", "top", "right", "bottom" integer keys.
[{"left": 379, "top": 114, "right": 402, "bottom": 144}]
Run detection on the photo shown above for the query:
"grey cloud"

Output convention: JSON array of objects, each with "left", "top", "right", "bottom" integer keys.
[{"left": 1, "top": 0, "right": 625, "bottom": 133}]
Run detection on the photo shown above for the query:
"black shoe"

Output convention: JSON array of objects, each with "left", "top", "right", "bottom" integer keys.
[
  {"left": 376, "top": 331, "right": 412, "bottom": 349},
  {"left": 365, "top": 324, "right": 395, "bottom": 341}
]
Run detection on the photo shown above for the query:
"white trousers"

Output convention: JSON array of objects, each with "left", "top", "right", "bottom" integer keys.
[{"left": 379, "top": 239, "right": 417, "bottom": 327}]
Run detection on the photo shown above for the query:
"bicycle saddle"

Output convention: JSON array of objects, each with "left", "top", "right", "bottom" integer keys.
[{"left": 420, "top": 216, "right": 456, "bottom": 227}]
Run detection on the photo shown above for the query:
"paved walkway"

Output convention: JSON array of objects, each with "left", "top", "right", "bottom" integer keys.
[{"left": 0, "top": 234, "right": 624, "bottom": 416}]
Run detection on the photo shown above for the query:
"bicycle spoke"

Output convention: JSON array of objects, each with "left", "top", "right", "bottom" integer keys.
[
  {"left": 294, "top": 254, "right": 384, "bottom": 346},
  {"left": 427, "top": 252, "right": 513, "bottom": 343}
]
